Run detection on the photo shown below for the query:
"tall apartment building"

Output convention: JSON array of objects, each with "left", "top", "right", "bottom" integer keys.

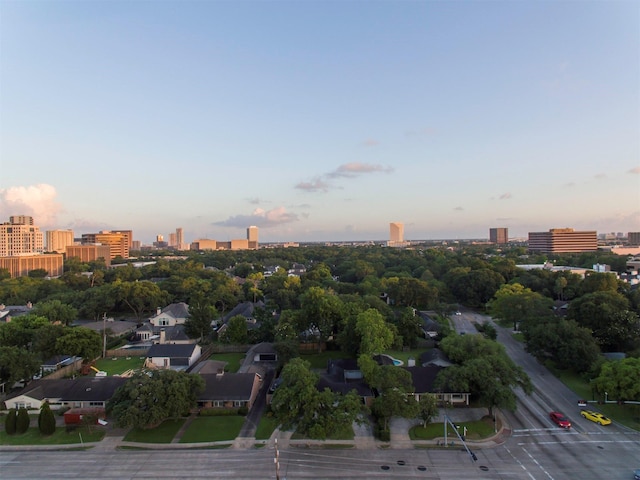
[
  {"left": 387, "top": 222, "right": 408, "bottom": 247},
  {"left": 528, "top": 228, "right": 598, "bottom": 253},
  {"left": 46, "top": 229, "right": 74, "bottom": 253},
  {"left": 81, "top": 231, "right": 130, "bottom": 259},
  {"left": 247, "top": 226, "right": 259, "bottom": 249},
  {"left": 628, "top": 232, "right": 640, "bottom": 246},
  {"left": 489, "top": 228, "right": 509, "bottom": 244},
  {"left": 176, "top": 227, "right": 185, "bottom": 250},
  {"left": 0, "top": 216, "right": 44, "bottom": 257}
]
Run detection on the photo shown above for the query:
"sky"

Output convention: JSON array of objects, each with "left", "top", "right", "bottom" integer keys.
[{"left": 1, "top": 1, "right": 639, "bottom": 245}]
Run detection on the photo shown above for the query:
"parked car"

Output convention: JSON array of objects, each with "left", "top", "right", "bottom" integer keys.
[
  {"left": 549, "top": 411, "right": 571, "bottom": 429},
  {"left": 580, "top": 409, "right": 611, "bottom": 426}
]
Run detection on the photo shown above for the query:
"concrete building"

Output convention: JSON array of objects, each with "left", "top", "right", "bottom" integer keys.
[
  {"left": 46, "top": 229, "right": 74, "bottom": 253},
  {"left": 0, "top": 216, "right": 44, "bottom": 257},
  {"left": 247, "top": 226, "right": 258, "bottom": 249},
  {"left": 66, "top": 244, "right": 112, "bottom": 266},
  {"left": 528, "top": 228, "right": 598, "bottom": 253},
  {"left": 81, "top": 231, "right": 130, "bottom": 259},
  {"left": 629, "top": 232, "right": 640, "bottom": 246},
  {"left": 489, "top": 227, "right": 508, "bottom": 244},
  {"left": 0, "top": 254, "right": 64, "bottom": 278},
  {"left": 387, "top": 222, "right": 408, "bottom": 247}
]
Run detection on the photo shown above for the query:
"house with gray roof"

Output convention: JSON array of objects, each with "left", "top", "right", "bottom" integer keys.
[
  {"left": 145, "top": 343, "right": 201, "bottom": 371},
  {"left": 149, "top": 302, "right": 190, "bottom": 327},
  {"left": 197, "top": 372, "right": 262, "bottom": 410},
  {"left": 403, "top": 365, "right": 469, "bottom": 406}
]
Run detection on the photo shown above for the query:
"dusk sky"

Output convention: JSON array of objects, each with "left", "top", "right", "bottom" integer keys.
[{"left": 1, "top": 1, "right": 638, "bottom": 244}]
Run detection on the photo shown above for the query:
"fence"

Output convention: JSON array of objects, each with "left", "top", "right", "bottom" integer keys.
[{"left": 105, "top": 348, "right": 150, "bottom": 358}]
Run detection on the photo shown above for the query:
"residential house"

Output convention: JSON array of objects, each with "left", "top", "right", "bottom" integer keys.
[
  {"left": 418, "top": 311, "right": 442, "bottom": 339},
  {"left": 419, "top": 349, "right": 453, "bottom": 368},
  {"left": 403, "top": 365, "right": 470, "bottom": 406},
  {"left": 4, "top": 377, "right": 127, "bottom": 411},
  {"left": 319, "top": 358, "right": 375, "bottom": 406},
  {"left": 217, "top": 301, "right": 265, "bottom": 338},
  {"left": 197, "top": 372, "right": 262, "bottom": 410},
  {"left": 145, "top": 343, "right": 202, "bottom": 371},
  {"left": 287, "top": 263, "right": 306, "bottom": 277},
  {"left": 135, "top": 323, "right": 193, "bottom": 344},
  {"left": 149, "top": 302, "right": 190, "bottom": 327}
]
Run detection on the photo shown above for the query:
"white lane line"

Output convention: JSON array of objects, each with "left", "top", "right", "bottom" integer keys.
[
  {"left": 522, "top": 446, "right": 554, "bottom": 480},
  {"left": 504, "top": 446, "right": 537, "bottom": 480}
]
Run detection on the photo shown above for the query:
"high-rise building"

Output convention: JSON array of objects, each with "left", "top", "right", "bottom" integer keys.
[
  {"left": 390, "top": 222, "right": 404, "bottom": 243},
  {"left": 176, "top": 227, "right": 184, "bottom": 249},
  {"left": 0, "top": 216, "right": 44, "bottom": 257},
  {"left": 528, "top": 228, "right": 598, "bottom": 253},
  {"left": 81, "top": 231, "right": 130, "bottom": 259},
  {"left": 46, "top": 229, "right": 74, "bottom": 253},
  {"left": 247, "top": 226, "right": 259, "bottom": 249},
  {"left": 169, "top": 233, "right": 177, "bottom": 247},
  {"left": 0, "top": 254, "right": 63, "bottom": 278},
  {"left": 489, "top": 228, "right": 508, "bottom": 244},
  {"left": 628, "top": 232, "right": 640, "bottom": 246}
]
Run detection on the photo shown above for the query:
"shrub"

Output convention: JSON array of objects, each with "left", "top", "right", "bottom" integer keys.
[
  {"left": 199, "top": 408, "right": 239, "bottom": 417},
  {"left": 16, "top": 408, "right": 30, "bottom": 434},
  {"left": 38, "top": 402, "right": 57, "bottom": 435},
  {"left": 5, "top": 409, "right": 17, "bottom": 435},
  {"left": 237, "top": 406, "right": 248, "bottom": 416}
]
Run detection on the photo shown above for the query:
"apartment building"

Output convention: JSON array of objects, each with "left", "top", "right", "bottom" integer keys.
[
  {"left": 489, "top": 228, "right": 508, "bottom": 244},
  {"left": 0, "top": 216, "right": 44, "bottom": 257},
  {"left": 81, "top": 231, "right": 130, "bottom": 259}
]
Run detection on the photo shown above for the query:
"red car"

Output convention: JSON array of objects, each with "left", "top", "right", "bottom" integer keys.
[{"left": 550, "top": 411, "right": 571, "bottom": 429}]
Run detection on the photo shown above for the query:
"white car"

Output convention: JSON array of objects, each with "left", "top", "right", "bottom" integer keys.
[{"left": 455, "top": 311, "right": 462, "bottom": 316}]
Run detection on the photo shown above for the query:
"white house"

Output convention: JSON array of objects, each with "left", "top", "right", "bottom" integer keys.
[{"left": 149, "top": 302, "right": 190, "bottom": 327}]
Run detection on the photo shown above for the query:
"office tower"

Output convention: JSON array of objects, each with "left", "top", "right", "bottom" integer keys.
[
  {"left": 528, "top": 228, "right": 597, "bottom": 253},
  {"left": 156, "top": 234, "right": 164, "bottom": 243},
  {"left": 46, "top": 229, "right": 74, "bottom": 253},
  {"left": 169, "top": 233, "right": 177, "bottom": 247},
  {"left": 390, "top": 222, "right": 404, "bottom": 243},
  {"left": 489, "top": 228, "right": 508, "bottom": 244},
  {"left": 628, "top": 232, "right": 640, "bottom": 245},
  {"left": 0, "top": 216, "right": 44, "bottom": 257},
  {"left": 176, "top": 227, "right": 184, "bottom": 249},
  {"left": 0, "top": 254, "right": 64, "bottom": 278},
  {"left": 9, "top": 215, "right": 34, "bottom": 225},
  {"left": 247, "top": 226, "right": 259, "bottom": 249},
  {"left": 112, "top": 230, "right": 133, "bottom": 249},
  {"left": 81, "top": 231, "right": 130, "bottom": 259}
]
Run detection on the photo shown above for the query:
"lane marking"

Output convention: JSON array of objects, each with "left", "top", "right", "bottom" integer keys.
[{"left": 522, "top": 446, "right": 554, "bottom": 480}]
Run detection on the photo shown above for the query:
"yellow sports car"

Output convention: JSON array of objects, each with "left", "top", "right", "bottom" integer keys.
[{"left": 580, "top": 409, "right": 611, "bottom": 426}]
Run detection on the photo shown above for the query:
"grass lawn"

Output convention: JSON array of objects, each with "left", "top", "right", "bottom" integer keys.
[
  {"left": 409, "top": 416, "right": 497, "bottom": 441},
  {"left": 383, "top": 349, "right": 430, "bottom": 365},
  {"left": 299, "top": 350, "right": 347, "bottom": 369},
  {"left": 208, "top": 353, "right": 246, "bottom": 373},
  {"left": 94, "top": 357, "right": 145, "bottom": 376},
  {"left": 0, "top": 426, "right": 105, "bottom": 445},
  {"left": 255, "top": 414, "right": 279, "bottom": 440},
  {"left": 124, "top": 419, "right": 185, "bottom": 443},
  {"left": 179, "top": 416, "right": 245, "bottom": 443}
]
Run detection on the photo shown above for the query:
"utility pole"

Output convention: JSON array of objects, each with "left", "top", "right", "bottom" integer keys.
[{"left": 102, "top": 313, "right": 107, "bottom": 358}]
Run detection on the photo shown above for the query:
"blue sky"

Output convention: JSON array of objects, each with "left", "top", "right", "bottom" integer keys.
[{"left": 1, "top": 1, "right": 638, "bottom": 244}]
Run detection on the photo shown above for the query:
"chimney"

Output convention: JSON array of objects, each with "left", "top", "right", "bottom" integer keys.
[
  {"left": 160, "top": 328, "right": 166, "bottom": 344},
  {"left": 156, "top": 307, "right": 161, "bottom": 316}
]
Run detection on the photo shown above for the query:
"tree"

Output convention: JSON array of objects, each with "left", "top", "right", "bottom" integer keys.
[
  {"left": 55, "top": 327, "right": 102, "bottom": 363},
  {"left": 32, "top": 324, "right": 67, "bottom": 361},
  {"left": 107, "top": 370, "right": 204, "bottom": 429},
  {"left": 579, "top": 272, "right": 620, "bottom": 295},
  {"left": 38, "top": 401, "right": 56, "bottom": 435},
  {"left": 16, "top": 407, "right": 30, "bottom": 433},
  {"left": 488, "top": 283, "right": 553, "bottom": 331},
  {"left": 355, "top": 309, "right": 395, "bottom": 356},
  {"left": 5, "top": 409, "right": 17, "bottom": 435},
  {"left": 32, "top": 299, "right": 78, "bottom": 326},
  {"left": 184, "top": 293, "right": 216, "bottom": 341},
  {"left": 114, "top": 280, "right": 169, "bottom": 321},
  {"left": 221, "top": 315, "right": 248, "bottom": 344},
  {"left": 591, "top": 357, "right": 640, "bottom": 402},
  {"left": 393, "top": 307, "right": 423, "bottom": 349},
  {"left": 371, "top": 385, "right": 418, "bottom": 431},
  {"left": 28, "top": 269, "right": 48, "bottom": 278},
  {"left": 0, "top": 346, "right": 40, "bottom": 386},
  {"left": 417, "top": 393, "right": 438, "bottom": 428},
  {"left": 299, "top": 286, "right": 344, "bottom": 352},
  {"left": 437, "top": 334, "right": 532, "bottom": 416}
]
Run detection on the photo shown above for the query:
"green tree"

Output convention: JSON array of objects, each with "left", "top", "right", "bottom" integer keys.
[
  {"left": 107, "top": 370, "right": 204, "bottom": 429},
  {"left": 270, "top": 358, "right": 320, "bottom": 431},
  {"left": 114, "top": 280, "right": 169, "bottom": 321},
  {"left": 38, "top": 401, "right": 56, "bottom": 435},
  {"left": 488, "top": 283, "right": 553, "bottom": 331},
  {"left": 299, "top": 286, "right": 344, "bottom": 352},
  {"left": 393, "top": 307, "right": 423, "bottom": 349},
  {"left": 221, "top": 315, "right": 248, "bottom": 344},
  {"left": 4, "top": 409, "right": 17, "bottom": 435},
  {"left": 591, "top": 358, "right": 640, "bottom": 402},
  {"left": 0, "top": 346, "right": 40, "bottom": 386},
  {"left": 579, "top": 272, "right": 620, "bottom": 295},
  {"left": 32, "top": 299, "right": 78, "bottom": 326},
  {"left": 16, "top": 407, "right": 30, "bottom": 433},
  {"left": 55, "top": 327, "right": 102, "bottom": 363},
  {"left": 356, "top": 309, "right": 395, "bottom": 356},
  {"left": 32, "top": 324, "right": 67, "bottom": 361},
  {"left": 417, "top": 393, "right": 439, "bottom": 428},
  {"left": 184, "top": 293, "right": 216, "bottom": 341},
  {"left": 28, "top": 269, "right": 48, "bottom": 278}
]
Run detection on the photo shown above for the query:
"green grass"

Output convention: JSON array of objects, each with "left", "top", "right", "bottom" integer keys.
[
  {"left": 409, "top": 417, "right": 497, "bottom": 441},
  {"left": 255, "top": 414, "right": 279, "bottom": 440},
  {"left": 93, "top": 357, "right": 145, "bottom": 376},
  {"left": 0, "top": 427, "right": 105, "bottom": 445},
  {"left": 123, "top": 418, "right": 185, "bottom": 443},
  {"left": 208, "top": 353, "right": 246, "bottom": 373},
  {"left": 382, "top": 349, "right": 430, "bottom": 365},
  {"left": 178, "top": 415, "right": 245, "bottom": 443}
]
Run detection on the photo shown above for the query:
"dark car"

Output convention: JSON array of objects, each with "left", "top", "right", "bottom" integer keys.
[
  {"left": 633, "top": 468, "right": 640, "bottom": 480},
  {"left": 549, "top": 411, "right": 571, "bottom": 429}
]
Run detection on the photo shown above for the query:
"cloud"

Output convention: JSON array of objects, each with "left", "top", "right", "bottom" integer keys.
[
  {"left": 297, "top": 162, "right": 394, "bottom": 193},
  {"left": 328, "top": 162, "right": 394, "bottom": 179},
  {"left": 0, "top": 184, "right": 61, "bottom": 227},
  {"left": 247, "top": 197, "right": 261, "bottom": 205},
  {"left": 499, "top": 192, "right": 512, "bottom": 200},
  {"left": 361, "top": 139, "right": 380, "bottom": 147},
  {"left": 594, "top": 173, "right": 607, "bottom": 179},
  {"left": 627, "top": 167, "right": 640, "bottom": 174},
  {"left": 214, "top": 206, "right": 299, "bottom": 228},
  {"left": 454, "top": 206, "right": 464, "bottom": 211},
  {"left": 295, "top": 178, "right": 331, "bottom": 192}
]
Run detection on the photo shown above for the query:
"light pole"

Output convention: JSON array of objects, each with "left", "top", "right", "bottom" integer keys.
[{"left": 605, "top": 392, "right": 608, "bottom": 403}]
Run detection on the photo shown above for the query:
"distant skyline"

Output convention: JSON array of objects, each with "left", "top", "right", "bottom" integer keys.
[{"left": 1, "top": 1, "right": 638, "bottom": 244}]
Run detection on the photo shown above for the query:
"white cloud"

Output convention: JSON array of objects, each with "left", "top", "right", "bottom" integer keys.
[
  {"left": 0, "top": 184, "right": 61, "bottom": 227},
  {"left": 214, "top": 206, "right": 299, "bottom": 228}
]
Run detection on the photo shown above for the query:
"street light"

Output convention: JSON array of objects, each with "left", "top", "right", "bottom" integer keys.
[{"left": 605, "top": 392, "right": 608, "bottom": 403}]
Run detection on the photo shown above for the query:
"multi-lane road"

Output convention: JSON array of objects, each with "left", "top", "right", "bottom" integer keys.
[{"left": 0, "top": 311, "right": 638, "bottom": 479}]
